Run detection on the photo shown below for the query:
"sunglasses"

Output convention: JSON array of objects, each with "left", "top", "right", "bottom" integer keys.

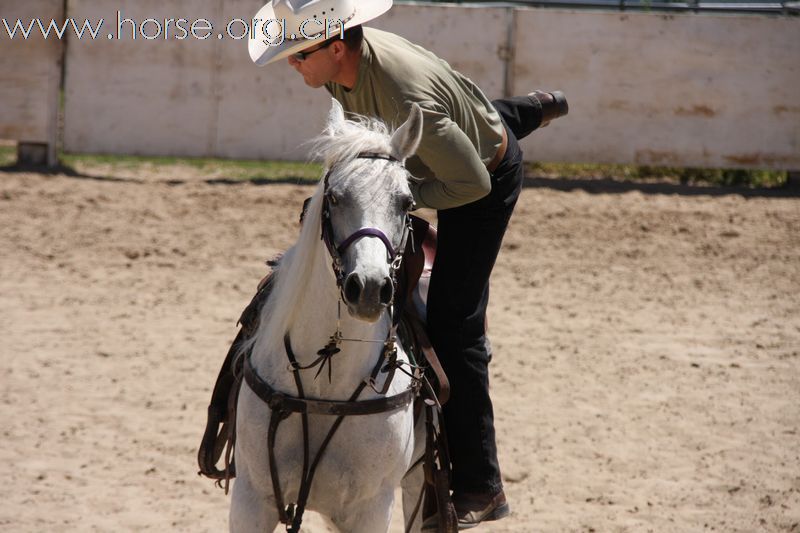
[{"left": 292, "top": 38, "right": 336, "bottom": 61}]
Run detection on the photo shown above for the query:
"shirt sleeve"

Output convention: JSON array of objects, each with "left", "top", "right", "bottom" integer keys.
[{"left": 405, "top": 105, "right": 492, "bottom": 210}]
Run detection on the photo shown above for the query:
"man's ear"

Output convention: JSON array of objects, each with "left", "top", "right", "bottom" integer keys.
[{"left": 330, "top": 39, "right": 347, "bottom": 59}]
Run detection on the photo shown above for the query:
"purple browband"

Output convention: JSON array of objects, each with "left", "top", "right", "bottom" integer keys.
[{"left": 335, "top": 227, "right": 397, "bottom": 260}]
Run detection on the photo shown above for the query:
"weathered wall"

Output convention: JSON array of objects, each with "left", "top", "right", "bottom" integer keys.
[
  {"left": 214, "top": 0, "right": 327, "bottom": 160},
  {"left": 370, "top": 4, "right": 511, "bottom": 101},
  {"left": 62, "top": 1, "right": 511, "bottom": 161},
  {"left": 27, "top": 2, "right": 800, "bottom": 168},
  {"left": 0, "top": 0, "right": 63, "bottom": 164},
  {"left": 63, "top": 0, "right": 332, "bottom": 160},
  {"left": 62, "top": 0, "right": 223, "bottom": 158},
  {"left": 512, "top": 9, "right": 800, "bottom": 169}
]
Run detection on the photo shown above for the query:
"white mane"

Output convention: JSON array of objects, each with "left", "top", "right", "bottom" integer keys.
[
  {"left": 312, "top": 113, "right": 393, "bottom": 168},
  {"left": 240, "top": 113, "right": 410, "bottom": 363}
]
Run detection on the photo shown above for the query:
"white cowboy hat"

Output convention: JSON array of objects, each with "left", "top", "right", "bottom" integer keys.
[{"left": 248, "top": 0, "right": 392, "bottom": 66}]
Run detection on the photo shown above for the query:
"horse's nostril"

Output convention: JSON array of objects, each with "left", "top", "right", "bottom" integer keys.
[
  {"left": 343, "top": 273, "right": 362, "bottom": 304},
  {"left": 379, "top": 276, "right": 394, "bottom": 306}
]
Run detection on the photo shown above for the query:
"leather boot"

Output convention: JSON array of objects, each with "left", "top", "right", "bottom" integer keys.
[
  {"left": 529, "top": 90, "right": 569, "bottom": 128},
  {"left": 492, "top": 90, "right": 569, "bottom": 141},
  {"left": 452, "top": 490, "right": 510, "bottom": 529}
]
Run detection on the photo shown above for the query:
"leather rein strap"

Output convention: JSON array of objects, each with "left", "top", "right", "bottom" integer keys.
[{"left": 243, "top": 351, "right": 416, "bottom": 417}]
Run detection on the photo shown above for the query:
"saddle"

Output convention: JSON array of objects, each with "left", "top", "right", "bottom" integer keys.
[{"left": 197, "top": 214, "right": 456, "bottom": 531}]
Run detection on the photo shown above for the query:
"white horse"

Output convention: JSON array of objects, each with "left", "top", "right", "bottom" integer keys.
[{"left": 230, "top": 99, "right": 427, "bottom": 533}]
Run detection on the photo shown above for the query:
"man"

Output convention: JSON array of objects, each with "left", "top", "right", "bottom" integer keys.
[{"left": 243, "top": 0, "right": 566, "bottom": 528}]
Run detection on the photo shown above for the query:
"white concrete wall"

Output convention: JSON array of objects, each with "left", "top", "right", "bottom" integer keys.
[
  {"left": 63, "top": 0, "right": 223, "bottom": 157},
  {"left": 0, "top": 0, "right": 63, "bottom": 164},
  {"left": 513, "top": 9, "right": 800, "bottom": 169},
  {"left": 63, "top": 1, "right": 510, "bottom": 161},
  {"left": 60, "top": 2, "right": 800, "bottom": 169},
  {"left": 63, "top": 0, "right": 335, "bottom": 160},
  {"left": 214, "top": 0, "right": 329, "bottom": 160},
  {"left": 370, "top": 4, "right": 511, "bottom": 100}
]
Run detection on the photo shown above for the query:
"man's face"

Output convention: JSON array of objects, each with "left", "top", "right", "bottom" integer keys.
[{"left": 287, "top": 40, "right": 340, "bottom": 88}]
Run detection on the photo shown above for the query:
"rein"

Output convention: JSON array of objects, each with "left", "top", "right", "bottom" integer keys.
[{"left": 244, "top": 152, "right": 423, "bottom": 533}]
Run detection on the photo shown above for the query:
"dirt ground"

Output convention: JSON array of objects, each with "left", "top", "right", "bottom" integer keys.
[{"left": 1, "top": 164, "right": 798, "bottom": 532}]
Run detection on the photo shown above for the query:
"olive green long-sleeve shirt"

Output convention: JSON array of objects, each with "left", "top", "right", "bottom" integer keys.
[{"left": 325, "top": 27, "right": 503, "bottom": 210}]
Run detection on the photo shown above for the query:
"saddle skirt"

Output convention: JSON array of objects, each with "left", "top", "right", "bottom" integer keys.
[{"left": 400, "top": 214, "right": 437, "bottom": 323}]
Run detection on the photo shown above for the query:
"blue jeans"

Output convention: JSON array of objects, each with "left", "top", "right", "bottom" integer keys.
[{"left": 426, "top": 105, "right": 525, "bottom": 495}]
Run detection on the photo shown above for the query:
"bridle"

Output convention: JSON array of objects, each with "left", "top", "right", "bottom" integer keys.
[
  {"left": 320, "top": 151, "right": 414, "bottom": 301},
  {"left": 242, "top": 151, "right": 423, "bottom": 533}
]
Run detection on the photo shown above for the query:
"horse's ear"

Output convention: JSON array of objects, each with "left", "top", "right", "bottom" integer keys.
[
  {"left": 327, "top": 98, "right": 346, "bottom": 135},
  {"left": 390, "top": 103, "right": 423, "bottom": 162}
]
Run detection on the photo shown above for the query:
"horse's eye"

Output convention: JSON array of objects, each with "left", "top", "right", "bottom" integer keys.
[{"left": 327, "top": 193, "right": 339, "bottom": 206}]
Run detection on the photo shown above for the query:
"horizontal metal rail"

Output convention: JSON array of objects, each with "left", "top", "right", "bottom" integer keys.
[{"left": 407, "top": 0, "right": 800, "bottom": 15}]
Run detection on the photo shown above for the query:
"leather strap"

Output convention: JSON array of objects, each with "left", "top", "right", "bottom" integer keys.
[
  {"left": 486, "top": 127, "right": 508, "bottom": 174},
  {"left": 197, "top": 327, "right": 247, "bottom": 482},
  {"left": 243, "top": 356, "right": 416, "bottom": 416},
  {"left": 423, "top": 388, "right": 458, "bottom": 532},
  {"left": 404, "top": 310, "right": 450, "bottom": 406},
  {"left": 197, "top": 273, "right": 276, "bottom": 484},
  {"left": 248, "top": 333, "right": 418, "bottom": 532}
]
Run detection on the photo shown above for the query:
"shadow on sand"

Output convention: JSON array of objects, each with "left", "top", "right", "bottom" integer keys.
[
  {"left": 3, "top": 162, "right": 797, "bottom": 199},
  {"left": 522, "top": 175, "right": 800, "bottom": 199}
]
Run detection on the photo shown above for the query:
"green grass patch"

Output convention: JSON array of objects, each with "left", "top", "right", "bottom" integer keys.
[
  {"left": 59, "top": 151, "right": 323, "bottom": 182},
  {"left": 2, "top": 146, "right": 787, "bottom": 188},
  {"left": 528, "top": 162, "right": 788, "bottom": 188},
  {"left": 0, "top": 145, "right": 16, "bottom": 166}
]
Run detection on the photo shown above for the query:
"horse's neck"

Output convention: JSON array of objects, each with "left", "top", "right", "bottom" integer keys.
[{"left": 256, "top": 244, "right": 396, "bottom": 400}]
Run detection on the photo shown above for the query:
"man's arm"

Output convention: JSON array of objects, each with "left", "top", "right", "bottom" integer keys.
[{"left": 407, "top": 106, "right": 492, "bottom": 210}]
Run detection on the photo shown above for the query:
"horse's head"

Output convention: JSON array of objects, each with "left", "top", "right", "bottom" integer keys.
[{"left": 316, "top": 99, "right": 423, "bottom": 322}]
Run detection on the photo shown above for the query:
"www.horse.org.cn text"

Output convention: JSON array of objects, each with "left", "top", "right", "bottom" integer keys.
[{"left": 2, "top": 11, "right": 346, "bottom": 44}]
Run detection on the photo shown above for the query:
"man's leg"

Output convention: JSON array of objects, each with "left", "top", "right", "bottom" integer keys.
[
  {"left": 426, "top": 128, "right": 524, "bottom": 514},
  {"left": 493, "top": 90, "right": 568, "bottom": 141}
]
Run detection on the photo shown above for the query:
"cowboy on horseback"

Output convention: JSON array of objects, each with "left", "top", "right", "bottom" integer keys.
[{"left": 199, "top": 1, "right": 567, "bottom": 530}]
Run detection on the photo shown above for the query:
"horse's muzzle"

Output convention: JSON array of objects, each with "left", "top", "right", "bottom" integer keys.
[{"left": 342, "top": 272, "right": 394, "bottom": 321}]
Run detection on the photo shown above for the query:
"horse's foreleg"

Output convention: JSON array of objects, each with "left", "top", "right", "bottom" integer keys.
[
  {"left": 229, "top": 472, "right": 280, "bottom": 533},
  {"left": 331, "top": 489, "right": 396, "bottom": 533},
  {"left": 401, "top": 406, "right": 428, "bottom": 533},
  {"left": 401, "top": 458, "right": 425, "bottom": 533}
]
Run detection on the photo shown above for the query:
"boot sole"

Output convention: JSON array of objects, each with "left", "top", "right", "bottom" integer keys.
[
  {"left": 457, "top": 502, "right": 510, "bottom": 530},
  {"left": 549, "top": 90, "right": 569, "bottom": 116}
]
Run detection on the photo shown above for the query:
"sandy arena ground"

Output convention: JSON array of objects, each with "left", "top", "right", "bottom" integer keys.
[{"left": 1, "top": 165, "right": 798, "bottom": 532}]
